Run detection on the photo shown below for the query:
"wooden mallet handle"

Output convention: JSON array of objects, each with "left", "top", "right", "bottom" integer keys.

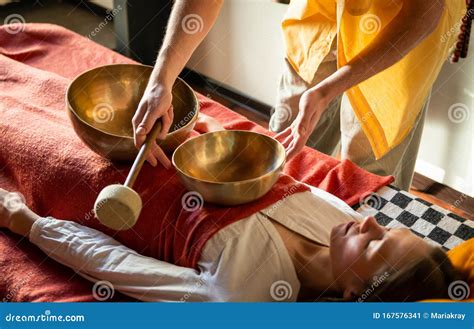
[{"left": 124, "top": 120, "right": 162, "bottom": 188}]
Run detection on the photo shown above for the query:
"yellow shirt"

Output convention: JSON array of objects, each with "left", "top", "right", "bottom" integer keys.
[{"left": 282, "top": 0, "right": 465, "bottom": 159}]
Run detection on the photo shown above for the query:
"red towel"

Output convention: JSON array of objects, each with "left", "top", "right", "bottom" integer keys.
[{"left": 0, "top": 24, "right": 393, "bottom": 302}]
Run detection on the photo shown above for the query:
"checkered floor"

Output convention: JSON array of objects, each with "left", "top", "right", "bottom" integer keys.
[{"left": 355, "top": 186, "right": 474, "bottom": 250}]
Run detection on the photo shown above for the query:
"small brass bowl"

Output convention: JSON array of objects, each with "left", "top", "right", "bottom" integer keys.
[
  {"left": 66, "top": 64, "right": 199, "bottom": 161},
  {"left": 172, "top": 130, "right": 286, "bottom": 206}
]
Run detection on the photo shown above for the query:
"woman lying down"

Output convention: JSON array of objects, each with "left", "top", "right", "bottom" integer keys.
[{"left": 0, "top": 186, "right": 463, "bottom": 302}]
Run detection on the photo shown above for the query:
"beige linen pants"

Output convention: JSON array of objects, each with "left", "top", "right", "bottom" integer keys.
[{"left": 270, "top": 58, "right": 429, "bottom": 191}]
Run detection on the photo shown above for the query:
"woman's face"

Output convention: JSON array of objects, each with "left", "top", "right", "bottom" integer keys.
[{"left": 330, "top": 216, "right": 432, "bottom": 299}]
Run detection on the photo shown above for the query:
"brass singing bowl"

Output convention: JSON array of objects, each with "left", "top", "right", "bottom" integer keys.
[
  {"left": 66, "top": 64, "right": 199, "bottom": 161},
  {"left": 172, "top": 130, "right": 286, "bottom": 206}
]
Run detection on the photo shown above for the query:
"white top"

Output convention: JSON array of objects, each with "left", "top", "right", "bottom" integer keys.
[{"left": 29, "top": 186, "right": 363, "bottom": 302}]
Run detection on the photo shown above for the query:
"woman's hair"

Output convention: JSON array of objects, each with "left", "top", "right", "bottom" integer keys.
[{"left": 354, "top": 246, "right": 466, "bottom": 302}]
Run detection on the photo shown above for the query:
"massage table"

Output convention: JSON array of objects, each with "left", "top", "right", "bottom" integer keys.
[{"left": 0, "top": 24, "right": 472, "bottom": 302}]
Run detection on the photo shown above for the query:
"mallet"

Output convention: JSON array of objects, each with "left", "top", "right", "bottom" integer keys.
[{"left": 94, "top": 121, "right": 162, "bottom": 230}]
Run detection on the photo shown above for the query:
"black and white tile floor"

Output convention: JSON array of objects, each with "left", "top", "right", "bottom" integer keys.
[{"left": 356, "top": 186, "right": 474, "bottom": 250}]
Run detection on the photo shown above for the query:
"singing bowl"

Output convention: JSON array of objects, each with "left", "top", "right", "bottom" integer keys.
[
  {"left": 172, "top": 130, "right": 286, "bottom": 206},
  {"left": 66, "top": 64, "right": 199, "bottom": 161}
]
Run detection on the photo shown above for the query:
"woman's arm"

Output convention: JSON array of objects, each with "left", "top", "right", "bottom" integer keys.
[
  {"left": 276, "top": 0, "right": 445, "bottom": 159},
  {"left": 29, "top": 217, "right": 213, "bottom": 302},
  {"left": 0, "top": 189, "right": 213, "bottom": 302}
]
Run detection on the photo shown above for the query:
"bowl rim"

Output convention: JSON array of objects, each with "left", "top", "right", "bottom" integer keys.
[
  {"left": 171, "top": 130, "right": 286, "bottom": 185},
  {"left": 65, "top": 63, "right": 200, "bottom": 140}
]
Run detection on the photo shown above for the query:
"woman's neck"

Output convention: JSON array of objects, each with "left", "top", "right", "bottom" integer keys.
[{"left": 270, "top": 219, "right": 342, "bottom": 300}]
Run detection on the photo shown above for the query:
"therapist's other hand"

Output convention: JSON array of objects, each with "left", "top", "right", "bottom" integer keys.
[
  {"left": 132, "top": 82, "right": 173, "bottom": 169},
  {"left": 275, "top": 87, "right": 330, "bottom": 160}
]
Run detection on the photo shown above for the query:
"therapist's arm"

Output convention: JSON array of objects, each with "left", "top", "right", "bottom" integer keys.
[
  {"left": 276, "top": 0, "right": 445, "bottom": 159},
  {"left": 133, "top": 0, "right": 224, "bottom": 168}
]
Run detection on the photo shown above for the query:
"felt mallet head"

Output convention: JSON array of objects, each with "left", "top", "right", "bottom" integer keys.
[
  {"left": 94, "top": 184, "right": 142, "bottom": 231},
  {"left": 93, "top": 120, "right": 162, "bottom": 230}
]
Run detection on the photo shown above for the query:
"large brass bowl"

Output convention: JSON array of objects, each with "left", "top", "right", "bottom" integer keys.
[
  {"left": 172, "top": 130, "right": 286, "bottom": 206},
  {"left": 66, "top": 64, "right": 199, "bottom": 161}
]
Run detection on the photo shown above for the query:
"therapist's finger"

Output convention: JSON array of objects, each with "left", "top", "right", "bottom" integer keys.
[
  {"left": 286, "top": 131, "right": 303, "bottom": 159},
  {"left": 158, "top": 105, "right": 174, "bottom": 140},
  {"left": 132, "top": 101, "right": 146, "bottom": 130},
  {"left": 132, "top": 101, "right": 148, "bottom": 148},
  {"left": 287, "top": 135, "right": 307, "bottom": 160},
  {"left": 146, "top": 140, "right": 171, "bottom": 169},
  {"left": 137, "top": 108, "right": 164, "bottom": 145},
  {"left": 153, "top": 145, "right": 171, "bottom": 169},
  {"left": 146, "top": 142, "right": 158, "bottom": 167},
  {"left": 274, "top": 127, "right": 291, "bottom": 141},
  {"left": 275, "top": 126, "right": 291, "bottom": 139},
  {"left": 286, "top": 138, "right": 295, "bottom": 156},
  {"left": 281, "top": 133, "right": 293, "bottom": 149},
  {"left": 286, "top": 141, "right": 299, "bottom": 160}
]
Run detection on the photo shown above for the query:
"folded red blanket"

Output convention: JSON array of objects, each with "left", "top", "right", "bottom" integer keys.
[{"left": 0, "top": 24, "right": 393, "bottom": 302}]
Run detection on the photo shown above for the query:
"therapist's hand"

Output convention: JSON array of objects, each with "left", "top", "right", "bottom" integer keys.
[
  {"left": 132, "top": 81, "right": 173, "bottom": 169},
  {"left": 275, "top": 87, "right": 331, "bottom": 160}
]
